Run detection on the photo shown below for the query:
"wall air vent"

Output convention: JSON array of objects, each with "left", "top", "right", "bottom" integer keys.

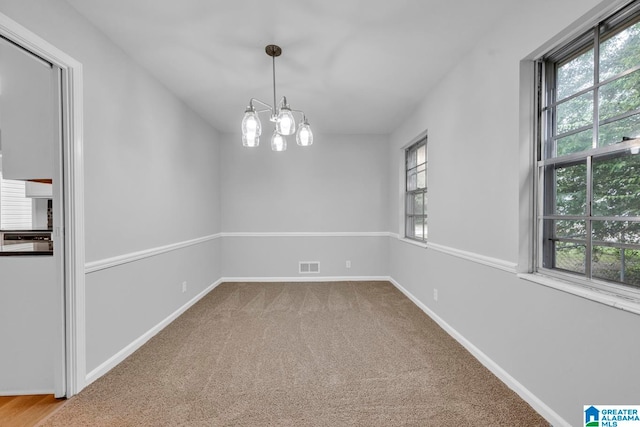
[{"left": 299, "top": 261, "right": 320, "bottom": 274}]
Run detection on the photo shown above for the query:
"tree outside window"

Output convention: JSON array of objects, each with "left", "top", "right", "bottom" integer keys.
[{"left": 539, "top": 4, "right": 640, "bottom": 288}]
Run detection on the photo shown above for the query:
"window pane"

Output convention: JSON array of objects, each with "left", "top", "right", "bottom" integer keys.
[
  {"left": 598, "top": 113, "right": 640, "bottom": 147},
  {"left": 406, "top": 215, "right": 428, "bottom": 240},
  {"left": 592, "top": 151, "right": 640, "bottom": 216},
  {"left": 555, "top": 128, "right": 593, "bottom": 156},
  {"left": 413, "top": 216, "right": 426, "bottom": 240},
  {"left": 592, "top": 221, "right": 640, "bottom": 286},
  {"left": 598, "top": 70, "right": 640, "bottom": 122},
  {"left": 416, "top": 164, "right": 426, "bottom": 189},
  {"left": 555, "top": 219, "right": 587, "bottom": 240},
  {"left": 599, "top": 20, "right": 640, "bottom": 82},
  {"left": 553, "top": 163, "right": 587, "bottom": 215},
  {"left": 407, "top": 192, "right": 424, "bottom": 215},
  {"left": 555, "top": 241, "right": 587, "bottom": 274},
  {"left": 423, "top": 219, "right": 428, "bottom": 240},
  {"left": 546, "top": 219, "right": 587, "bottom": 274},
  {"left": 406, "top": 216, "right": 426, "bottom": 240},
  {"left": 556, "top": 91, "right": 593, "bottom": 134},
  {"left": 593, "top": 220, "right": 640, "bottom": 246},
  {"left": 592, "top": 246, "right": 640, "bottom": 286},
  {"left": 417, "top": 144, "right": 426, "bottom": 165},
  {"left": 406, "top": 215, "right": 415, "bottom": 238},
  {"left": 407, "top": 147, "right": 417, "bottom": 169},
  {"left": 406, "top": 194, "right": 422, "bottom": 215},
  {"left": 557, "top": 48, "right": 594, "bottom": 100},
  {"left": 407, "top": 169, "right": 416, "bottom": 191}
]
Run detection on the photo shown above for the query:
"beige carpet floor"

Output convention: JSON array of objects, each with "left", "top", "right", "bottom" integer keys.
[{"left": 41, "top": 281, "right": 549, "bottom": 426}]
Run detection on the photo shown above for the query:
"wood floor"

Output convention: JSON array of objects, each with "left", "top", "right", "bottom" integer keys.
[{"left": 0, "top": 395, "right": 65, "bottom": 427}]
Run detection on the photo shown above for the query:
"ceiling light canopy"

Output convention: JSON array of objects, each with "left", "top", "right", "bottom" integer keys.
[{"left": 241, "top": 44, "right": 313, "bottom": 151}]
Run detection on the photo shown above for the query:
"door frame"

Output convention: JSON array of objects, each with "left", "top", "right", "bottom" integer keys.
[{"left": 0, "top": 13, "right": 86, "bottom": 397}]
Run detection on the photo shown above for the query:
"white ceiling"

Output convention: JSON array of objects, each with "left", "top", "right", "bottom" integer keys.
[{"left": 64, "top": 0, "right": 518, "bottom": 135}]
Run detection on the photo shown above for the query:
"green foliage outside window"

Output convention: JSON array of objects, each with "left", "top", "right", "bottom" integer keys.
[{"left": 544, "top": 13, "right": 640, "bottom": 288}]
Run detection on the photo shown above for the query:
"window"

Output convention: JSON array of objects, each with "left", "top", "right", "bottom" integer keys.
[
  {"left": 537, "top": 1, "right": 640, "bottom": 289},
  {"left": 405, "top": 137, "right": 427, "bottom": 241}
]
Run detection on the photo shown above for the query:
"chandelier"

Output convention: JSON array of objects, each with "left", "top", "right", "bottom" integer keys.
[{"left": 241, "top": 44, "right": 313, "bottom": 151}]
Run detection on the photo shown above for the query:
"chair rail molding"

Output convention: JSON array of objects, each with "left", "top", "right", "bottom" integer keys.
[
  {"left": 390, "top": 233, "right": 518, "bottom": 274},
  {"left": 85, "top": 233, "right": 222, "bottom": 274}
]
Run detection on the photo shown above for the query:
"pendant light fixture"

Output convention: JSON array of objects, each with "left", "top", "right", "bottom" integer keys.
[{"left": 241, "top": 44, "right": 314, "bottom": 151}]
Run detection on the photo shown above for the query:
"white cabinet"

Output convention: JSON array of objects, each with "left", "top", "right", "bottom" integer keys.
[
  {"left": 25, "top": 181, "right": 53, "bottom": 198},
  {"left": 0, "top": 38, "right": 56, "bottom": 180}
]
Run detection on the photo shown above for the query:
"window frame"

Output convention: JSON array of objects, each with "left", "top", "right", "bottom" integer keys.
[
  {"left": 404, "top": 136, "right": 428, "bottom": 242},
  {"left": 534, "top": 0, "right": 640, "bottom": 297}
]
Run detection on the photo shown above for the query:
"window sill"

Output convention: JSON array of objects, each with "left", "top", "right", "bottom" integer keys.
[
  {"left": 399, "top": 237, "right": 428, "bottom": 249},
  {"left": 517, "top": 272, "right": 640, "bottom": 316}
]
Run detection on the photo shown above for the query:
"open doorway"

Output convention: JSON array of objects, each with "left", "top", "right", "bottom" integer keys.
[
  {"left": 0, "top": 33, "right": 64, "bottom": 397},
  {"left": 0, "top": 13, "right": 85, "bottom": 398}
]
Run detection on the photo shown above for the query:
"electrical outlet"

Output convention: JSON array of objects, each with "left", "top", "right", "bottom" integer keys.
[
  {"left": 346, "top": 260, "right": 351, "bottom": 268},
  {"left": 182, "top": 281, "right": 187, "bottom": 293},
  {"left": 433, "top": 288, "right": 438, "bottom": 301}
]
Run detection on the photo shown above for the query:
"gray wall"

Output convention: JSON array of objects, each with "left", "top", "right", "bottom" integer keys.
[
  {"left": 387, "top": 0, "right": 640, "bottom": 425},
  {"left": 220, "top": 133, "right": 389, "bottom": 280},
  {"left": 220, "top": 133, "right": 389, "bottom": 233},
  {"left": 221, "top": 235, "right": 388, "bottom": 279}
]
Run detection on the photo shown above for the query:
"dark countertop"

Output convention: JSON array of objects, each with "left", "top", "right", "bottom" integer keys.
[{"left": 0, "top": 230, "right": 53, "bottom": 255}]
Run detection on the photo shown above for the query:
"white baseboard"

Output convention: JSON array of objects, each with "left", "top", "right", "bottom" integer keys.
[
  {"left": 388, "top": 277, "right": 570, "bottom": 427},
  {"left": 84, "top": 278, "right": 224, "bottom": 386},
  {"left": 218, "top": 276, "right": 392, "bottom": 283},
  {"left": 220, "top": 231, "right": 390, "bottom": 238}
]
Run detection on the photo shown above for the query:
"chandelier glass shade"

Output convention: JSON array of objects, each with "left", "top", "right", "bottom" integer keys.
[
  {"left": 271, "top": 130, "right": 287, "bottom": 152},
  {"left": 296, "top": 117, "right": 313, "bottom": 146},
  {"left": 241, "top": 107, "right": 261, "bottom": 147},
  {"left": 241, "top": 44, "right": 313, "bottom": 151}
]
